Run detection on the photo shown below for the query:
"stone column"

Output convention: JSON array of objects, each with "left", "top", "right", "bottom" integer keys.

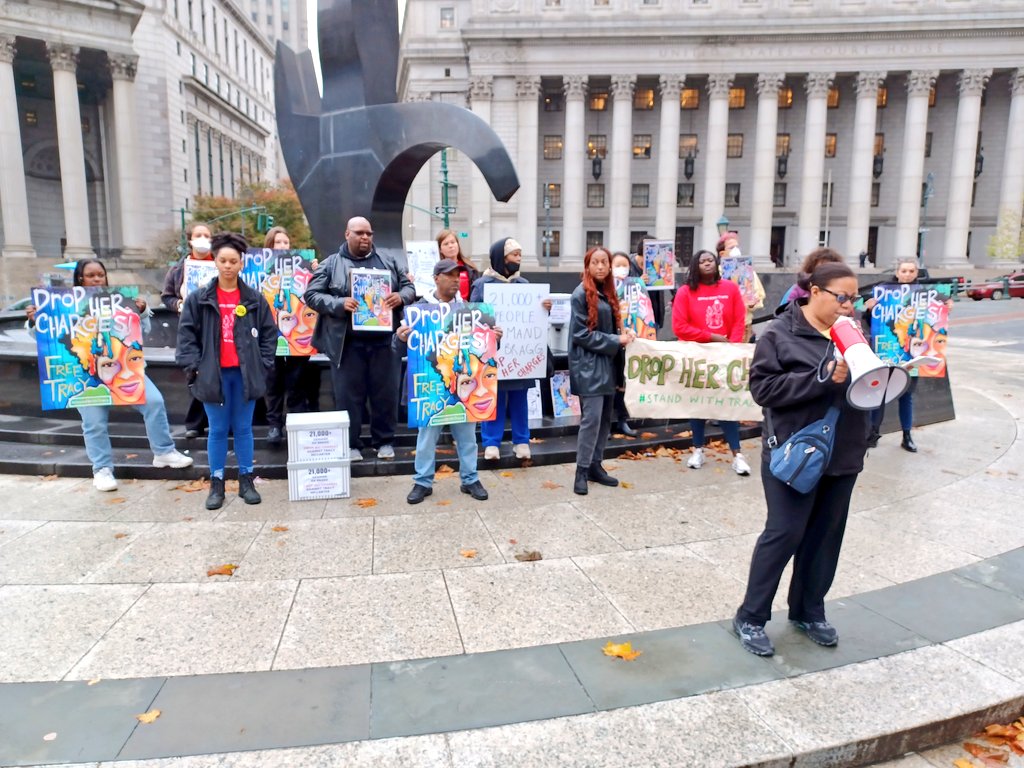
[
  {"left": 108, "top": 53, "right": 146, "bottom": 259},
  {"left": 468, "top": 76, "right": 494, "bottom": 258},
  {"left": 995, "top": 69, "right": 1024, "bottom": 263},
  {"left": 654, "top": 75, "right": 683, "bottom": 243},
  {"left": 700, "top": 73, "right": 733, "bottom": 250},
  {"left": 0, "top": 36, "right": 34, "bottom": 258},
  {"left": 894, "top": 70, "right": 938, "bottom": 262},
  {"left": 749, "top": 73, "right": 784, "bottom": 265},
  {"left": 941, "top": 69, "right": 991, "bottom": 267},
  {"left": 515, "top": 76, "right": 541, "bottom": 264},
  {"left": 845, "top": 71, "right": 886, "bottom": 260},
  {"left": 796, "top": 72, "right": 835, "bottom": 257},
  {"left": 561, "top": 75, "right": 587, "bottom": 263},
  {"left": 607, "top": 75, "right": 636, "bottom": 253},
  {"left": 48, "top": 43, "right": 94, "bottom": 258}
]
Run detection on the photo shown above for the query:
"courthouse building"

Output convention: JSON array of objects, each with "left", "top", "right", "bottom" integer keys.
[
  {"left": 398, "top": 0, "right": 1024, "bottom": 268},
  {"left": 0, "top": 0, "right": 279, "bottom": 263}
]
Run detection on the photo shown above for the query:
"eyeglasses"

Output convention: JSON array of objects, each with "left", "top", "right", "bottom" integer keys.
[
  {"left": 351, "top": 230, "right": 373, "bottom": 237},
  {"left": 820, "top": 287, "right": 855, "bottom": 305}
]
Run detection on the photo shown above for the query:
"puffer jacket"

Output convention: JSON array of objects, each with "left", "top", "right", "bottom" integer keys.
[
  {"left": 750, "top": 300, "right": 870, "bottom": 476},
  {"left": 568, "top": 284, "right": 621, "bottom": 398},
  {"left": 175, "top": 278, "right": 278, "bottom": 404}
]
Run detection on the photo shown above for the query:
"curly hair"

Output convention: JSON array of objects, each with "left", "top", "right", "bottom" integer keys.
[
  {"left": 432, "top": 307, "right": 498, "bottom": 394},
  {"left": 582, "top": 247, "right": 620, "bottom": 332},
  {"left": 211, "top": 232, "right": 249, "bottom": 258}
]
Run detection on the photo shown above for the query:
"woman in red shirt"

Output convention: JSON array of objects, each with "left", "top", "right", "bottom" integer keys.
[{"left": 671, "top": 249, "right": 751, "bottom": 475}]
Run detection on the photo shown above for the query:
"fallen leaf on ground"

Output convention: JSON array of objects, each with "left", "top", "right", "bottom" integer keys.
[
  {"left": 515, "top": 550, "right": 542, "bottom": 562},
  {"left": 499, "top": 471, "right": 514, "bottom": 478},
  {"left": 86, "top": 678, "right": 101, "bottom": 686},
  {"left": 271, "top": 525, "right": 289, "bottom": 532},
  {"left": 182, "top": 516, "right": 194, "bottom": 522},
  {"left": 673, "top": 431, "right": 692, "bottom": 438},
  {"left": 436, "top": 500, "right": 452, "bottom": 506},
  {"left": 41, "top": 474, "right": 58, "bottom": 481},
  {"left": 224, "top": 479, "right": 239, "bottom": 493},
  {"left": 529, "top": 437, "right": 545, "bottom": 444},
  {"left": 436, "top": 464, "right": 457, "bottom": 479},
  {"left": 174, "top": 479, "right": 208, "bottom": 493},
  {"left": 509, "top": 538, "right": 518, "bottom": 545},
  {"left": 604, "top": 464, "right": 619, "bottom": 471},
  {"left": 206, "top": 563, "right": 237, "bottom": 577},
  {"left": 541, "top": 480, "right": 561, "bottom": 489},
  {"left": 459, "top": 548, "right": 478, "bottom": 558},
  {"left": 602, "top": 641, "right": 642, "bottom": 661},
  {"left": 354, "top": 498, "right": 378, "bottom": 508},
  {"left": 620, "top": 482, "right": 634, "bottom": 489},
  {"left": 113, "top": 533, "right": 128, "bottom": 540},
  {"left": 135, "top": 709, "right": 161, "bottom": 725},
  {"left": 107, "top": 497, "right": 126, "bottom": 505},
  {"left": 963, "top": 742, "right": 1010, "bottom": 765},
  {"left": 42, "top": 451, "right": 54, "bottom": 457},
  {"left": 436, "top": 447, "right": 455, "bottom": 456},
  {"left": 125, "top": 453, "right": 138, "bottom": 459},
  {"left": 953, "top": 761, "right": 980, "bottom": 768},
  {"left": 639, "top": 431, "right": 658, "bottom": 439},
  {"left": 43, "top": 732, "right": 57, "bottom": 741},
  {"left": 520, "top": 458, "right": 534, "bottom": 468}
]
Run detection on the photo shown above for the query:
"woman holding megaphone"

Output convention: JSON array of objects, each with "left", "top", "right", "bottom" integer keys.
[{"left": 732, "top": 261, "right": 870, "bottom": 658}]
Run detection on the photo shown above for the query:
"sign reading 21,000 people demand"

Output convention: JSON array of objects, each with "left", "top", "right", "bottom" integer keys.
[
  {"left": 404, "top": 302, "right": 498, "bottom": 428},
  {"left": 32, "top": 286, "right": 146, "bottom": 411},
  {"left": 869, "top": 282, "right": 951, "bottom": 378}
]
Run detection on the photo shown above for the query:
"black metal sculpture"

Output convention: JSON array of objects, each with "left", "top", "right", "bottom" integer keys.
[{"left": 274, "top": 0, "right": 520, "bottom": 257}]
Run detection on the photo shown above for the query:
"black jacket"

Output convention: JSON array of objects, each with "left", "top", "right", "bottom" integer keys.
[
  {"left": 175, "top": 278, "right": 279, "bottom": 403},
  {"left": 750, "top": 301, "right": 870, "bottom": 476},
  {"left": 568, "top": 284, "right": 621, "bottom": 398},
  {"left": 161, "top": 257, "right": 187, "bottom": 312},
  {"left": 303, "top": 244, "right": 416, "bottom": 367}
]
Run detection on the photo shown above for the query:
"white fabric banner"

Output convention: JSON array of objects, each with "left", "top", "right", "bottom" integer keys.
[{"left": 623, "top": 338, "right": 763, "bottom": 422}]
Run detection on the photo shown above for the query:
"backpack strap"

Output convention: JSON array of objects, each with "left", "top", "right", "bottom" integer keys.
[{"left": 765, "top": 392, "right": 837, "bottom": 450}]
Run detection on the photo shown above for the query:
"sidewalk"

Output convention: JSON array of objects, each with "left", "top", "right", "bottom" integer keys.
[{"left": 0, "top": 342, "right": 1021, "bottom": 767}]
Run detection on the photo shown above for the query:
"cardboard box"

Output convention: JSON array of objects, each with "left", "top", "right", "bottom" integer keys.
[
  {"left": 286, "top": 410, "right": 350, "bottom": 463},
  {"left": 287, "top": 459, "right": 351, "bottom": 501}
]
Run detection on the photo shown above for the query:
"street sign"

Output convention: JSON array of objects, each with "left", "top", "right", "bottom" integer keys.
[
  {"left": 459, "top": 231, "right": 469, "bottom": 238},
  {"left": 434, "top": 206, "right": 457, "bottom": 215}
]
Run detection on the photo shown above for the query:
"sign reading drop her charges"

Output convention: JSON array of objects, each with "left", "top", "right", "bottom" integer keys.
[
  {"left": 623, "top": 338, "right": 762, "bottom": 421},
  {"left": 483, "top": 283, "right": 550, "bottom": 380}
]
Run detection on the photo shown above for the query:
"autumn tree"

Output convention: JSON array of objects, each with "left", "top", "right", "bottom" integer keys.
[
  {"left": 189, "top": 180, "right": 317, "bottom": 252},
  {"left": 987, "top": 208, "right": 1024, "bottom": 263}
]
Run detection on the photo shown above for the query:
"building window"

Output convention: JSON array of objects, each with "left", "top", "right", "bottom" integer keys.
[
  {"left": 874, "top": 133, "right": 884, "bottom": 156},
  {"left": 543, "top": 135, "right": 563, "bottom": 160},
  {"left": 589, "top": 91, "right": 608, "bottom": 111},
  {"left": 928, "top": 87, "right": 936, "bottom": 107},
  {"left": 545, "top": 183, "right": 561, "bottom": 208},
  {"left": 283, "top": 20, "right": 289, "bottom": 30},
  {"left": 543, "top": 92, "right": 564, "bottom": 112},
  {"left": 726, "top": 134, "right": 744, "bottom": 158},
  {"left": 190, "top": 53, "right": 197, "bottom": 76},
  {"left": 633, "top": 87, "right": 655, "bottom": 110},
  {"left": 80, "top": 117, "right": 90, "bottom": 134},
  {"left": 587, "top": 183, "right": 605, "bottom": 208},
  {"left": 194, "top": 121, "right": 201, "bottom": 194},
  {"left": 776, "top": 133, "right": 791, "bottom": 156},
  {"left": 822, "top": 181, "right": 834, "bottom": 207},
  {"left": 920, "top": 183, "right": 929, "bottom": 208},
  {"left": 728, "top": 87, "right": 746, "bottom": 109},
  {"left": 677, "top": 183, "right": 695, "bottom": 207},
  {"left": 630, "top": 232, "right": 647, "bottom": 253},
  {"left": 827, "top": 86, "right": 840, "bottom": 108},
  {"left": 924, "top": 132, "right": 932, "bottom": 158},
  {"left": 207, "top": 128, "right": 214, "bottom": 193},
  {"left": 681, "top": 88, "right": 700, "bottom": 109},
  {"left": 218, "top": 135, "right": 225, "bottom": 196},
  {"left": 545, "top": 0, "right": 562, "bottom": 6},
  {"left": 825, "top": 133, "right": 837, "bottom": 158},
  {"left": 24, "top": 110, "right": 38, "bottom": 127},
  {"left": 876, "top": 86, "right": 888, "bottom": 108},
  {"left": 594, "top": 0, "right": 610, "bottom": 4},
  {"left": 778, "top": 87, "right": 793, "bottom": 109},
  {"left": 204, "top": 63, "right": 209, "bottom": 85},
  {"left": 774, "top": 182, "right": 787, "bottom": 207},
  {"left": 586, "top": 230, "right": 604, "bottom": 249},
  {"left": 633, "top": 134, "right": 652, "bottom": 159},
  {"left": 587, "top": 134, "right": 607, "bottom": 159},
  {"left": 725, "top": 183, "right": 740, "bottom": 207},
  {"left": 679, "top": 134, "right": 698, "bottom": 158},
  {"left": 546, "top": 230, "right": 560, "bottom": 258},
  {"left": 871, "top": 182, "right": 880, "bottom": 207},
  {"left": 439, "top": 6, "right": 455, "bottom": 27},
  {"left": 971, "top": 182, "right": 977, "bottom": 207}
]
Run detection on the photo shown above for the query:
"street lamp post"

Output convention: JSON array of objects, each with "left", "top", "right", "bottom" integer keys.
[
  {"left": 717, "top": 214, "right": 730, "bottom": 236},
  {"left": 440, "top": 149, "right": 451, "bottom": 230},
  {"left": 918, "top": 171, "right": 935, "bottom": 264},
  {"left": 543, "top": 188, "right": 552, "bottom": 274}
]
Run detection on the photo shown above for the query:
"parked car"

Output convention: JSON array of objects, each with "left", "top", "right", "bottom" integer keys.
[{"left": 966, "top": 273, "right": 1024, "bottom": 300}]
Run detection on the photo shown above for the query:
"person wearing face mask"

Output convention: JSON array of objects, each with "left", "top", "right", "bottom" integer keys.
[
  {"left": 470, "top": 237, "right": 551, "bottom": 461},
  {"left": 162, "top": 221, "right": 214, "bottom": 439}
]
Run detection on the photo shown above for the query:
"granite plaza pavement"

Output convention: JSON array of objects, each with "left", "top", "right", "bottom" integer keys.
[{"left": 0, "top": 341, "right": 1022, "bottom": 768}]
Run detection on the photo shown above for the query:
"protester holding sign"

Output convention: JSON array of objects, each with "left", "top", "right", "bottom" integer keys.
[
  {"left": 569, "top": 247, "right": 635, "bottom": 495},
  {"left": 671, "top": 250, "right": 750, "bottom": 475},
  {"left": 717, "top": 232, "right": 765, "bottom": 342},
  {"left": 437, "top": 229, "right": 480, "bottom": 301},
  {"left": 27, "top": 259, "right": 192, "bottom": 491},
  {"left": 734, "top": 261, "right": 869, "bottom": 657},
  {"left": 610, "top": 251, "right": 654, "bottom": 436},
  {"left": 177, "top": 233, "right": 279, "bottom": 510}
]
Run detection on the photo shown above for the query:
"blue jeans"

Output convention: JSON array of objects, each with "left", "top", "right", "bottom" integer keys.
[
  {"left": 204, "top": 368, "right": 256, "bottom": 478},
  {"left": 691, "top": 418, "right": 741, "bottom": 452},
  {"left": 78, "top": 376, "right": 176, "bottom": 473},
  {"left": 413, "top": 420, "right": 479, "bottom": 488},
  {"left": 872, "top": 386, "right": 914, "bottom": 432},
  {"left": 480, "top": 387, "right": 530, "bottom": 448}
]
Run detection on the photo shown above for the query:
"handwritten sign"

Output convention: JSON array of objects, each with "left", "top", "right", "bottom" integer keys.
[
  {"left": 405, "top": 240, "right": 441, "bottom": 298},
  {"left": 483, "top": 283, "right": 550, "bottom": 380}
]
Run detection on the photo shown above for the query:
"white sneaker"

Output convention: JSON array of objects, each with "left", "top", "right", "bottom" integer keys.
[
  {"left": 377, "top": 444, "right": 395, "bottom": 460},
  {"left": 513, "top": 443, "right": 531, "bottom": 460},
  {"left": 153, "top": 450, "right": 194, "bottom": 469},
  {"left": 687, "top": 448, "right": 705, "bottom": 469},
  {"left": 483, "top": 446, "right": 500, "bottom": 460},
  {"left": 93, "top": 467, "right": 118, "bottom": 492},
  {"left": 350, "top": 448, "right": 364, "bottom": 462},
  {"left": 732, "top": 453, "right": 751, "bottom": 476}
]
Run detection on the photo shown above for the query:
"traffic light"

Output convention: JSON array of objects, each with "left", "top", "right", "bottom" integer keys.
[
  {"left": 266, "top": 214, "right": 274, "bottom": 230},
  {"left": 255, "top": 213, "right": 275, "bottom": 233}
]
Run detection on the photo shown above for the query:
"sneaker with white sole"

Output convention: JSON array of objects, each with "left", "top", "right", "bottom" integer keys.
[
  {"left": 377, "top": 444, "right": 395, "bottom": 460},
  {"left": 732, "top": 453, "right": 751, "bottom": 476},
  {"left": 483, "top": 446, "right": 500, "bottom": 461},
  {"left": 92, "top": 467, "right": 118, "bottom": 492},
  {"left": 350, "top": 448, "right": 364, "bottom": 462},
  {"left": 153, "top": 450, "right": 194, "bottom": 469},
  {"left": 733, "top": 616, "right": 775, "bottom": 656},
  {"left": 513, "top": 443, "right": 531, "bottom": 460},
  {"left": 687, "top": 447, "right": 705, "bottom": 469}
]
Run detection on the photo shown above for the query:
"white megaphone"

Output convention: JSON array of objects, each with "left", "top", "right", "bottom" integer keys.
[{"left": 829, "top": 316, "right": 910, "bottom": 410}]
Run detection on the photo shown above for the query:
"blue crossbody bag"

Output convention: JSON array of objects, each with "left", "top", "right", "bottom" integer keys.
[{"left": 765, "top": 401, "right": 840, "bottom": 494}]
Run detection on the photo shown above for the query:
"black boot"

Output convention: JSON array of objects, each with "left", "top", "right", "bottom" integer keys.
[
  {"left": 866, "top": 428, "right": 881, "bottom": 448},
  {"left": 614, "top": 421, "right": 637, "bottom": 437},
  {"left": 238, "top": 473, "right": 262, "bottom": 504},
  {"left": 573, "top": 466, "right": 589, "bottom": 495},
  {"left": 588, "top": 463, "right": 619, "bottom": 487},
  {"left": 205, "top": 477, "right": 226, "bottom": 510},
  {"left": 901, "top": 431, "right": 917, "bottom": 453}
]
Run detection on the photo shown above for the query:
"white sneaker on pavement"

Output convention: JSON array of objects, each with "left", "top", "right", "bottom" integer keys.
[
  {"left": 732, "top": 453, "right": 751, "bottom": 476},
  {"left": 377, "top": 444, "right": 395, "bottom": 460},
  {"left": 483, "top": 446, "right": 500, "bottom": 460},
  {"left": 687, "top": 447, "right": 705, "bottom": 469},
  {"left": 513, "top": 443, "right": 531, "bottom": 460},
  {"left": 152, "top": 450, "right": 194, "bottom": 469},
  {"left": 350, "top": 448, "right": 364, "bottom": 462},
  {"left": 93, "top": 467, "right": 118, "bottom": 492}
]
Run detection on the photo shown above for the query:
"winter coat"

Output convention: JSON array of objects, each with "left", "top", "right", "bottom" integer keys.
[
  {"left": 303, "top": 243, "right": 416, "bottom": 367},
  {"left": 749, "top": 300, "right": 870, "bottom": 476},
  {"left": 175, "top": 278, "right": 278, "bottom": 404},
  {"left": 568, "top": 284, "right": 621, "bottom": 398}
]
